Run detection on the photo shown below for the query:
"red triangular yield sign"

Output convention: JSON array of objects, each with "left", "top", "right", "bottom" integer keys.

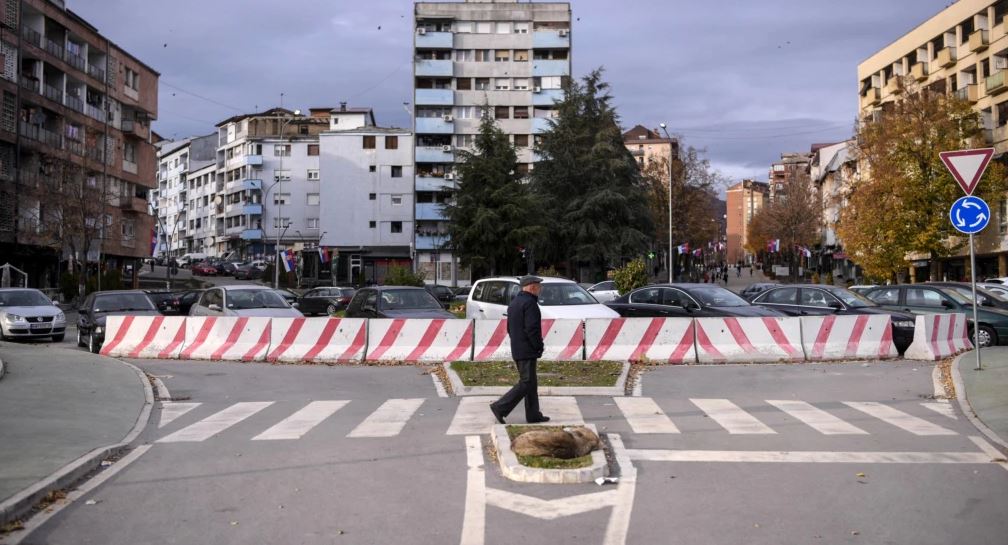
[{"left": 940, "top": 148, "right": 995, "bottom": 196}]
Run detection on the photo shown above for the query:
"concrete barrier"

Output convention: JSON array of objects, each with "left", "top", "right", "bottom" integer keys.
[
  {"left": 584, "top": 317, "right": 696, "bottom": 363},
  {"left": 179, "top": 317, "right": 272, "bottom": 361},
  {"left": 267, "top": 317, "right": 367, "bottom": 363},
  {"left": 100, "top": 315, "right": 187, "bottom": 359},
  {"left": 904, "top": 313, "right": 973, "bottom": 360},
  {"left": 801, "top": 314, "right": 898, "bottom": 361},
  {"left": 365, "top": 318, "right": 473, "bottom": 362},
  {"left": 472, "top": 318, "right": 584, "bottom": 361},
  {"left": 694, "top": 316, "right": 804, "bottom": 363}
]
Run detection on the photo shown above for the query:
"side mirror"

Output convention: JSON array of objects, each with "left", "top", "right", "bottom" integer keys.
[
  {"left": 292, "top": 302, "right": 299, "bottom": 308},
  {"left": 828, "top": 301, "right": 843, "bottom": 310},
  {"left": 941, "top": 299, "right": 954, "bottom": 309},
  {"left": 52, "top": 298, "right": 59, "bottom": 305},
  {"left": 362, "top": 304, "right": 376, "bottom": 313},
  {"left": 684, "top": 301, "right": 700, "bottom": 311},
  {"left": 208, "top": 304, "right": 222, "bottom": 312}
]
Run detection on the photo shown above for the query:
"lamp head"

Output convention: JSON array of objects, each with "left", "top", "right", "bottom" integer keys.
[
  {"left": 659, "top": 122, "right": 667, "bottom": 129},
  {"left": 293, "top": 109, "right": 301, "bottom": 116}
]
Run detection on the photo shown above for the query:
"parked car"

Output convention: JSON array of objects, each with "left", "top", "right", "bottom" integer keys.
[
  {"left": 979, "top": 283, "right": 1008, "bottom": 299},
  {"left": 345, "top": 286, "right": 456, "bottom": 319},
  {"left": 191, "top": 261, "right": 218, "bottom": 276},
  {"left": 249, "top": 260, "right": 268, "bottom": 271},
  {"left": 176, "top": 290, "right": 203, "bottom": 315},
  {"left": 297, "top": 287, "right": 355, "bottom": 316},
  {"left": 739, "top": 282, "right": 781, "bottom": 301},
  {"left": 452, "top": 286, "right": 472, "bottom": 302},
  {"left": 607, "top": 284, "right": 784, "bottom": 318},
  {"left": 848, "top": 284, "right": 879, "bottom": 296},
  {"left": 189, "top": 286, "right": 302, "bottom": 318},
  {"left": 749, "top": 284, "right": 916, "bottom": 353},
  {"left": 144, "top": 290, "right": 182, "bottom": 315},
  {"left": 0, "top": 288, "right": 66, "bottom": 342},
  {"left": 983, "top": 277, "right": 1008, "bottom": 284},
  {"left": 587, "top": 280, "right": 620, "bottom": 303},
  {"left": 177, "top": 252, "right": 208, "bottom": 268},
  {"left": 863, "top": 284, "right": 1008, "bottom": 348},
  {"left": 233, "top": 263, "right": 264, "bottom": 280},
  {"left": 273, "top": 288, "right": 300, "bottom": 306},
  {"left": 466, "top": 277, "right": 620, "bottom": 320},
  {"left": 925, "top": 282, "right": 1008, "bottom": 311},
  {"left": 77, "top": 290, "right": 160, "bottom": 353},
  {"left": 425, "top": 284, "right": 456, "bottom": 308}
]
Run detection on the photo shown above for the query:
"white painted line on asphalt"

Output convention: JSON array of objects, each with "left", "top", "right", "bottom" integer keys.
[
  {"left": 690, "top": 398, "right": 776, "bottom": 434},
  {"left": 432, "top": 371, "right": 448, "bottom": 398},
  {"left": 931, "top": 364, "right": 948, "bottom": 399},
  {"left": 460, "top": 435, "right": 485, "bottom": 545},
  {"left": 967, "top": 435, "right": 1008, "bottom": 472},
  {"left": 541, "top": 396, "right": 584, "bottom": 425},
  {"left": 845, "top": 401, "right": 956, "bottom": 436},
  {"left": 448, "top": 396, "right": 497, "bottom": 436},
  {"left": 631, "top": 371, "right": 643, "bottom": 397},
  {"left": 767, "top": 400, "right": 868, "bottom": 435},
  {"left": 614, "top": 397, "right": 679, "bottom": 434},
  {"left": 252, "top": 401, "right": 348, "bottom": 441},
  {"left": 157, "top": 402, "right": 273, "bottom": 443},
  {"left": 158, "top": 402, "right": 201, "bottom": 429},
  {"left": 604, "top": 433, "right": 636, "bottom": 545},
  {"left": 151, "top": 377, "right": 171, "bottom": 401},
  {"left": 921, "top": 402, "right": 958, "bottom": 420},
  {"left": 626, "top": 448, "right": 991, "bottom": 464},
  {"left": 485, "top": 488, "right": 618, "bottom": 520},
  {"left": 348, "top": 398, "right": 424, "bottom": 438}
]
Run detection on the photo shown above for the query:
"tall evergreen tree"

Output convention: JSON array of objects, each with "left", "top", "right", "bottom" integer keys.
[{"left": 532, "top": 69, "right": 653, "bottom": 280}]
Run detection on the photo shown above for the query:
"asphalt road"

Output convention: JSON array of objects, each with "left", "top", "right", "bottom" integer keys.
[{"left": 7, "top": 357, "right": 1007, "bottom": 545}]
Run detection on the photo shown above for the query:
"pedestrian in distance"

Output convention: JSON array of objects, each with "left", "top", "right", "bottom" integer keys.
[
  {"left": 723, "top": 270, "right": 729, "bottom": 285},
  {"left": 490, "top": 275, "right": 550, "bottom": 425}
]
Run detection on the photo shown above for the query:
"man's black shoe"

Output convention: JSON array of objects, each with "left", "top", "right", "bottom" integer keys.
[
  {"left": 490, "top": 405, "right": 506, "bottom": 424},
  {"left": 527, "top": 416, "right": 550, "bottom": 423}
]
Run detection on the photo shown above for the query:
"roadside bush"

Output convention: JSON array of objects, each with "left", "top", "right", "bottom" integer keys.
[
  {"left": 60, "top": 272, "right": 79, "bottom": 302},
  {"left": 536, "top": 265, "right": 562, "bottom": 278},
  {"left": 261, "top": 265, "right": 296, "bottom": 288},
  {"left": 384, "top": 265, "right": 425, "bottom": 287},
  {"left": 613, "top": 258, "right": 649, "bottom": 295}
]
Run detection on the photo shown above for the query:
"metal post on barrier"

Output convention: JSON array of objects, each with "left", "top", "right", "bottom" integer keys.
[{"left": 970, "top": 233, "right": 982, "bottom": 371}]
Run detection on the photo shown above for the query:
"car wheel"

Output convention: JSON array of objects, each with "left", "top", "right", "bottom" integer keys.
[
  {"left": 326, "top": 304, "right": 337, "bottom": 316},
  {"left": 977, "top": 325, "right": 997, "bottom": 348},
  {"left": 77, "top": 328, "right": 86, "bottom": 347},
  {"left": 88, "top": 332, "right": 100, "bottom": 354},
  {"left": 52, "top": 334, "right": 64, "bottom": 342}
]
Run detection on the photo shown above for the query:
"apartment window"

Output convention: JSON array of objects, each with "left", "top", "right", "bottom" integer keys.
[
  {"left": 124, "top": 68, "right": 139, "bottom": 90},
  {"left": 456, "top": 78, "right": 471, "bottom": 90},
  {"left": 495, "top": 106, "right": 510, "bottom": 119},
  {"left": 369, "top": 220, "right": 376, "bottom": 228},
  {"left": 273, "top": 218, "right": 292, "bottom": 229},
  {"left": 369, "top": 193, "right": 376, "bottom": 200},
  {"left": 391, "top": 166, "right": 403, "bottom": 178},
  {"left": 455, "top": 21, "right": 473, "bottom": 33},
  {"left": 496, "top": 22, "right": 510, "bottom": 34},
  {"left": 273, "top": 170, "right": 291, "bottom": 182},
  {"left": 307, "top": 169, "right": 320, "bottom": 181},
  {"left": 474, "top": 49, "right": 492, "bottom": 62},
  {"left": 391, "top": 195, "right": 403, "bottom": 206},
  {"left": 475, "top": 22, "right": 491, "bottom": 33},
  {"left": 124, "top": 141, "right": 136, "bottom": 162},
  {"left": 514, "top": 106, "right": 529, "bottom": 119},
  {"left": 514, "top": 22, "right": 529, "bottom": 34},
  {"left": 306, "top": 194, "right": 321, "bottom": 207},
  {"left": 385, "top": 136, "right": 399, "bottom": 149},
  {"left": 514, "top": 50, "right": 529, "bottom": 62},
  {"left": 121, "top": 220, "right": 134, "bottom": 238},
  {"left": 539, "top": 75, "right": 563, "bottom": 89},
  {"left": 363, "top": 135, "right": 376, "bottom": 149},
  {"left": 455, "top": 106, "right": 475, "bottom": 119},
  {"left": 475, "top": 78, "right": 490, "bottom": 91},
  {"left": 494, "top": 50, "right": 510, "bottom": 62},
  {"left": 273, "top": 193, "right": 290, "bottom": 205},
  {"left": 514, "top": 134, "right": 529, "bottom": 147},
  {"left": 455, "top": 134, "right": 474, "bottom": 147},
  {"left": 298, "top": 124, "right": 308, "bottom": 135},
  {"left": 274, "top": 144, "right": 291, "bottom": 157},
  {"left": 495, "top": 78, "right": 510, "bottom": 91},
  {"left": 514, "top": 79, "right": 529, "bottom": 91},
  {"left": 455, "top": 49, "right": 473, "bottom": 62},
  {"left": 369, "top": 165, "right": 377, "bottom": 173},
  {"left": 307, "top": 218, "right": 320, "bottom": 229},
  {"left": 391, "top": 221, "right": 403, "bottom": 233},
  {"left": 307, "top": 144, "right": 319, "bottom": 156}
]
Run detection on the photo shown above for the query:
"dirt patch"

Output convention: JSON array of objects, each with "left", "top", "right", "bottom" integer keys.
[
  {"left": 451, "top": 360, "right": 623, "bottom": 387},
  {"left": 423, "top": 364, "right": 455, "bottom": 396},
  {"left": 938, "top": 358, "right": 956, "bottom": 399},
  {"left": 505, "top": 425, "right": 593, "bottom": 469}
]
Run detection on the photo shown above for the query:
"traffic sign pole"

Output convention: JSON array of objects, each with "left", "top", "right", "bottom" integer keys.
[{"left": 969, "top": 233, "right": 982, "bottom": 371}]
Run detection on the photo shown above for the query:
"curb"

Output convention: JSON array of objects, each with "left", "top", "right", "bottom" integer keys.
[
  {"left": 443, "top": 361, "right": 630, "bottom": 397},
  {"left": 489, "top": 423, "right": 608, "bottom": 484},
  {"left": 0, "top": 357, "right": 154, "bottom": 526},
  {"left": 0, "top": 354, "right": 5, "bottom": 381},
  {"left": 951, "top": 351, "right": 1008, "bottom": 452}
]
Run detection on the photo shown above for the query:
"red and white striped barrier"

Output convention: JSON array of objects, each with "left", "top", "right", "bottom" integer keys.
[
  {"left": 694, "top": 316, "right": 804, "bottom": 363},
  {"left": 584, "top": 317, "right": 696, "bottom": 363},
  {"left": 266, "top": 317, "right": 367, "bottom": 363},
  {"left": 801, "top": 314, "right": 897, "bottom": 361},
  {"left": 904, "top": 313, "right": 973, "bottom": 360},
  {"left": 179, "top": 317, "right": 272, "bottom": 361},
  {"left": 99, "top": 315, "right": 187, "bottom": 359},
  {"left": 472, "top": 318, "right": 584, "bottom": 361},
  {"left": 365, "top": 318, "right": 473, "bottom": 362}
]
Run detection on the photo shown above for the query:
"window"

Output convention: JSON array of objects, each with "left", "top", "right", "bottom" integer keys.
[
  {"left": 514, "top": 50, "right": 529, "bottom": 62},
  {"left": 513, "top": 79, "right": 529, "bottom": 91},
  {"left": 495, "top": 106, "right": 510, "bottom": 119},
  {"left": 391, "top": 195, "right": 403, "bottom": 206},
  {"left": 121, "top": 220, "right": 134, "bottom": 239},
  {"left": 363, "top": 135, "right": 376, "bottom": 149},
  {"left": 298, "top": 124, "right": 308, "bottom": 135},
  {"left": 762, "top": 288, "right": 798, "bottom": 304},
  {"left": 391, "top": 221, "right": 403, "bottom": 233},
  {"left": 273, "top": 170, "right": 290, "bottom": 182},
  {"left": 369, "top": 220, "right": 376, "bottom": 228},
  {"left": 455, "top": 21, "right": 473, "bottom": 33},
  {"left": 513, "top": 134, "right": 529, "bottom": 147},
  {"left": 866, "top": 288, "right": 899, "bottom": 305},
  {"left": 274, "top": 144, "right": 291, "bottom": 157},
  {"left": 496, "top": 22, "right": 510, "bottom": 34},
  {"left": 272, "top": 217, "right": 291, "bottom": 228},
  {"left": 273, "top": 193, "right": 290, "bottom": 205},
  {"left": 385, "top": 136, "right": 398, "bottom": 149},
  {"left": 514, "top": 22, "right": 529, "bottom": 34},
  {"left": 307, "top": 193, "right": 320, "bottom": 205},
  {"left": 474, "top": 49, "right": 492, "bottom": 62},
  {"left": 495, "top": 78, "right": 510, "bottom": 90},
  {"left": 513, "top": 106, "right": 529, "bottom": 119},
  {"left": 124, "top": 67, "right": 139, "bottom": 90},
  {"left": 629, "top": 288, "right": 662, "bottom": 304},
  {"left": 456, "top": 78, "right": 471, "bottom": 90},
  {"left": 307, "top": 169, "right": 320, "bottom": 181},
  {"left": 906, "top": 288, "right": 946, "bottom": 308},
  {"left": 455, "top": 49, "right": 473, "bottom": 62},
  {"left": 455, "top": 134, "right": 474, "bottom": 147},
  {"left": 494, "top": 50, "right": 510, "bottom": 62},
  {"left": 475, "top": 22, "right": 491, "bottom": 33},
  {"left": 369, "top": 165, "right": 377, "bottom": 173},
  {"left": 391, "top": 166, "right": 403, "bottom": 178},
  {"left": 307, "top": 218, "right": 319, "bottom": 229},
  {"left": 369, "top": 193, "right": 376, "bottom": 200},
  {"left": 307, "top": 144, "right": 319, "bottom": 156},
  {"left": 1001, "top": 198, "right": 1007, "bottom": 235},
  {"left": 800, "top": 289, "right": 837, "bottom": 308},
  {"left": 124, "top": 141, "right": 136, "bottom": 162},
  {"left": 475, "top": 78, "right": 490, "bottom": 90}
]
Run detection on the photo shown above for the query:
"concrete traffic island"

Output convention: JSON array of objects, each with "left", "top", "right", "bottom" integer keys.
[
  {"left": 489, "top": 423, "right": 608, "bottom": 484},
  {"left": 443, "top": 361, "right": 630, "bottom": 396}
]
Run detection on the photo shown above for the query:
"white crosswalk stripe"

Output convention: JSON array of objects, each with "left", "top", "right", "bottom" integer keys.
[
  {"left": 921, "top": 402, "right": 958, "bottom": 420},
  {"left": 158, "top": 402, "right": 201, "bottom": 429},
  {"left": 158, "top": 402, "right": 273, "bottom": 443},
  {"left": 766, "top": 400, "right": 868, "bottom": 435},
  {"left": 348, "top": 398, "right": 425, "bottom": 438},
  {"left": 446, "top": 396, "right": 583, "bottom": 435},
  {"left": 252, "top": 401, "right": 349, "bottom": 441},
  {"left": 690, "top": 398, "right": 776, "bottom": 434},
  {"left": 844, "top": 401, "right": 957, "bottom": 436},
  {"left": 614, "top": 397, "right": 680, "bottom": 434}
]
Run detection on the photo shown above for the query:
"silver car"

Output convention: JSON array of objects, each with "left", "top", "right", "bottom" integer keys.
[
  {"left": 189, "top": 286, "right": 303, "bottom": 318},
  {"left": 587, "top": 280, "right": 620, "bottom": 303},
  {"left": 0, "top": 288, "right": 66, "bottom": 342}
]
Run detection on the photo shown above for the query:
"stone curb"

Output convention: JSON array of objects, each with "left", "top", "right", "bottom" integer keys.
[
  {"left": 489, "top": 423, "right": 608, "bottom": 484},
  {"left": 443, "top": 361, "right": 629, "bottom": 397},
  {"left": 951, "top": 351, "right": 1008, "bottom": 452},
  {"left": 0, "top": 354, "right": 6, "bottom": 381},
  {"left": 0, "top": 357, "right": 154, "bottom": 526}
]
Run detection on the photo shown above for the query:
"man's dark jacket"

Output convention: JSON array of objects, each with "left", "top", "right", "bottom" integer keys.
[{"left": 508, "top": 290, "right": 544, "bottom": 360}]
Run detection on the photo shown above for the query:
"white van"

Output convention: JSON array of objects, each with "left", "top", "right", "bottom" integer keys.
[
  {"left": 466, "top": 276, "right": 620, "bottom": 320},
  {"left": 177, "top": 253, "right": 208, "bottom": 268}
]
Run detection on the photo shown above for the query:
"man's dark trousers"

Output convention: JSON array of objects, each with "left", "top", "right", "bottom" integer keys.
[{"left": 491, "top": 359, "right": 541, "bottom": 421}]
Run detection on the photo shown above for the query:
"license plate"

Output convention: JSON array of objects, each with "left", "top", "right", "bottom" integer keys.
[{"left": 30, "top": 323, "right": 50, "bottom": 330}]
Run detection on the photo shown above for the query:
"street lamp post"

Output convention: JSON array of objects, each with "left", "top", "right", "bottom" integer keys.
[
  {"left": 270, "top": 110, "right": 301, "bottom": 289},
  {"left": 149, "top": 202, "right": 182, "bottom": 290},
  {"left": 659, "top": 123, "right": 673, "bottom": 283}
]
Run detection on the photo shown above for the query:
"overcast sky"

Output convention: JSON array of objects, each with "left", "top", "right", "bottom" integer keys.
[{"left": 72, "top": 0, "right": 951, "bottom": 183}]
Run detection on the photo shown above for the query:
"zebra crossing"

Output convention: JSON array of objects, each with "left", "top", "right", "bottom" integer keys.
[{"left": 153, "top": 396, "right": 961, "bottom": 444}]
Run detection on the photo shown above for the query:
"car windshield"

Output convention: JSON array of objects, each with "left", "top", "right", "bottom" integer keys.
[
  {"left": 826, "top": 287, "right": 875, "bottom": 308},
  {"left": 0, "top": 290, "right": 52, "bottom": 307},
  {"left": 94, "top": 293, "right": 156, "bottom": 312},
  {"left": 338, "top": 289, "right": 355, "bottom": 297},
  {"left": 227, "top": 290, "right": 289, "bottom": 309},
  {"left": 688, "top": 286, "right": 749, "bottom": 307},
  {"left": 538, "top": 284, "right": 598, "bottom": 306},
  {"left": 379, "top": 289, "right": 442, "bottom": 310}
]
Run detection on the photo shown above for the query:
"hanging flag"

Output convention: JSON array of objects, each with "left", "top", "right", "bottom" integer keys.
[
  {"left": 767, "top": 239, "right": 780, "bottom": 253},
  {"left": 150, "top": 228, "right": 157, "bottom": 255},
  {"left": 318, "top": 246, "right": 330, "bottom": 263},
  {"left": 801, "top": 246, "right": 812, "bottom": 258},
  {"left": 282, "top": 249, "right": 296, "bottom": 272},
  {"left": 677, "top": 242, "right": 690, "bottom": 254},
  {"left": 692, "top": 248, "right": 702, "bottom": 257}
]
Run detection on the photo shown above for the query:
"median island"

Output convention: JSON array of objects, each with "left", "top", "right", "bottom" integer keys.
[{"left": 450, "top": 360, "right": 624, "bottom": 387}]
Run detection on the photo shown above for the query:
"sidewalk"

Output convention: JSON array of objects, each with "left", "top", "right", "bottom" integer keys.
[
  {"left": 0, "top": 342, "right": 150, "bottom": 524},
  {"left": 652, "top": 266, "right": 771, "bottom": 292},
  {"left": 955, "top": 347, "right": 1008, "bottom": 449}
]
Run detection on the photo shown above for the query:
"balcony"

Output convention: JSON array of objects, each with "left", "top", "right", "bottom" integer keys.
[
  {"left": 45, "top": 39, "right": 63, "bottom": 59},
  {"left": 121, "top": 119, "right": 149, "bottom": 139},
  {"left": 910, "top": 62, "right": 929, "bottom": 81},
  {"left": 883, "top": 77, "right": 903, "bottom": 95},
  {"left": 415, "top": 145, "right": 454, "bottom": 163},
  {"left": 532, "top": 117, "right": 553, "bottom": 134},
  {"left": 533, "top": 30, "right": 570, "bottom": 48},
  {"left": 969, "top": 30, "right": 989, "bottom": 52},
  {"left": 22, "top": 26, "right": 41, "bottom": 48},
  {"left": 87, "top": 64, "right": 106, "bottom": 82},
  {"left": 860, "top": 87, "right": 881, "bottom": 109},
  {"left": 415, "top": 30, "right": 453, "bottom": 49},
  {"left": 20, "top": 75, "right": 39, "bottom": 94},
  {"left": 415, "top": 59, "right": 453, "bottom": 77},
  {"left": 120, "top": 196, "right": 148, "bottom": 214},
  {"left": 416, "top": 174, "right": 454, "bottom": 191},
  {"left": 532, "top": 88, "right": 564, "bottom": 105},
  {"left": 225, "top": 202, "right": 263, "bottom": 216},
  {"left": 65, "top": 52, "right": 86, "bottom": 72},
  {"left": 415, "top": 88, "right": 454, "bottom": 106},
  {"left": 122, "top": 159, "right": 138, "bottom": 174},
  {"left": 954, "top": 84, "right": 979, "bottom": 103},
  {"left": 416, "top": 202, "right": 446, "bottom": 221},
  {"left": 65, "top": 139, "right": 83, "bottom": 156},
  {"left": 986, "top": 70, "right": 1008, "bottom": 95},
  {"left": 242, "top": 154, "right": 263, "bottom": 167},
  {"left": 43, "top": 83, "right": 62, "bottom": 103},
  {"left": 20, "top": 122, "right": 63, "bottom": 149},
  {"left": 65, "top": 95, "right": 83, "bottom": 113},
  {"left": 415, "top": 117, "right": 454, "bottom": 134},
  {"left": 629, "top": 148, "right": 645, "bottom": 157},
  {"left": 240, "top": 229, "right": 264, "bottom": 240},
  {"left": 415, "top": 233, "right": 449, "bottom": 250},
  {"left": 85, "top": 104, "right": 106, "bottom": 122},
  {"left": 532, "top": 60, "right": 570, "bottom": 76},
  {"left": 226, "top": 178, "right": 263, "bottom": 193},
  {"left": 935, "top": 47, "right": 956, "bottom": 68},
  {"left": 993, "top": 124, "right": 1008, "bottom": 145}
]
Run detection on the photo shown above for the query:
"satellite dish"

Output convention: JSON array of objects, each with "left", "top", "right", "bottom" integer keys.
[{"left": 214, "top": 195, "right": 224, "bottom": 205}]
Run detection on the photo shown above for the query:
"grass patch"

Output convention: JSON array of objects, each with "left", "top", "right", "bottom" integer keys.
[
  {"left": 505, "top": 425, "right": 593, "bottom": 469},
  {"left": 451, "top": 360, "right": 623, "bottom": 387}
]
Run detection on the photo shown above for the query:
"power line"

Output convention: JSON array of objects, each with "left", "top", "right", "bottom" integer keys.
[
  {"left": 159, "top": 80, "right": 246, "bottom": 113},
  {"left": 670, "top": 121, "right": 851, "bottom": 135},
  {"left": 347, "top": 61, "right": 411, "bottom": 100}
]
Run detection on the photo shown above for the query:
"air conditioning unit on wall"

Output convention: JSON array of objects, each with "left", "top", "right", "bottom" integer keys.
[
  {"left": 418, "top": 28, "right": 427, "bottom": 35},
  {"left": 558, "top": 29, "right": 568, "bottom": 37},
  {"left": 443, "top": 115, "right": 454, "bottom": 122},
  {"left": 445, "top": 173, "right": 455, "bottom": 180},
  {"left": 441, "top": 145, "right": 453, "bottom": 152}
]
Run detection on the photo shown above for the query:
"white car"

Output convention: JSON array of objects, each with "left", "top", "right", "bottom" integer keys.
[
  {"left": 189, "top": 286, "right": 303, "bottom": 318},
  {"left": 984, "top": 277, "right": 1008, "bottom": 285},
  {"left": 0, "top": 288, "right": 66, "bottom": 342},
  {"left": 249, "top": 260, "right": 268, "bottom": 271},
  {"left": 979, "top": 283, "right": 1008, "bottom": 298},
  {"left": 466, "top": 277, "right": 620, "bottom": 320},
  {"left": 586, "top": 280, "right": 620, "bottom": 303}
]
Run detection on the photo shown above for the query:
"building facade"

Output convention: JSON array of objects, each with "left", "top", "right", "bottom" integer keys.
[
  {"left": 413, "top": 0, "right": 571, "bottom": 286},
  {"left": 152, "top": 133, "right": 215, "bottom": 258},
  {"left": 0, "top": 0, "right": 158, "bottom": 292},
  {"left": 725, "top": 179, "right": 769, "bottom": 264},
  {"left": 809, "top": 140, "right": 861, "bottom": 282},
  {"left": 622, "top": 124, "right": 677, "bottom": 168}
]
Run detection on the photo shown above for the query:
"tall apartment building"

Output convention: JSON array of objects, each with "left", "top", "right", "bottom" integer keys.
[
  {"left": 413, "top": 0, "right": 571, "bottom": 287},
  {"left": 768, "top": 151, "right": 811, "bottom": 200},
  {"left": 858, "top": 0, "right": 1008, "bottom": 279},
  {"left": 725, "top": 179, "right": 769, "bottom": 264},
  {"left": 151, "top": 133, "right": 215, "bottom": 258},
  {"left": 622, "top": 124, "right": 677, "bottom": 168},
  {"left": 810, "top": 139, "right": 860, "bottom": 281},
  {"left": 0, "top": 0, "right": 158, "bottom": 290}
]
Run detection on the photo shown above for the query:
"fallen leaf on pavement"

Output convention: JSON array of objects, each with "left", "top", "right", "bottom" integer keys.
[{"left": 855, "top": 472, "right": 866, "bottom": 478}]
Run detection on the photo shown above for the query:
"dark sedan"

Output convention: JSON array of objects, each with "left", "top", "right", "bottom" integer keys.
[
  {"left": 606, "top": 284, "right": 785, "bottom": 318},
  {"left": 864, "top": 284, "right": 1008, "bottom": 348},
  {"left": 425, "top": 284, "right": 456, "bottom": 308},
  {"left": 144, "top": 290, "right": 180, "bottom": 315},
  {"left": 345, "top": 286, "right": 457, "bottom": 319},
  {"left": 234, "top": 263, "right": 263, "bottom": 280},
  {"left": 739, "top": 282, "right": 781, "bottom": 301},
  {"left": 297, "top": 287, "right": 355, "bottom": 316},
  {"left": 924, "top": 282, "right": 1008, "bottom": 311},
  {"left": 77, "top": 290, "right": 161, "bottom": 353},
  {"left": 750, "top": 284, "right": 917, "bottom": 354}
]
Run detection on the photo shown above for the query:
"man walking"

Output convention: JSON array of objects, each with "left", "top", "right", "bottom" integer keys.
[{"left": 490, "top": 276, "right": 549, "bottom": 424}]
